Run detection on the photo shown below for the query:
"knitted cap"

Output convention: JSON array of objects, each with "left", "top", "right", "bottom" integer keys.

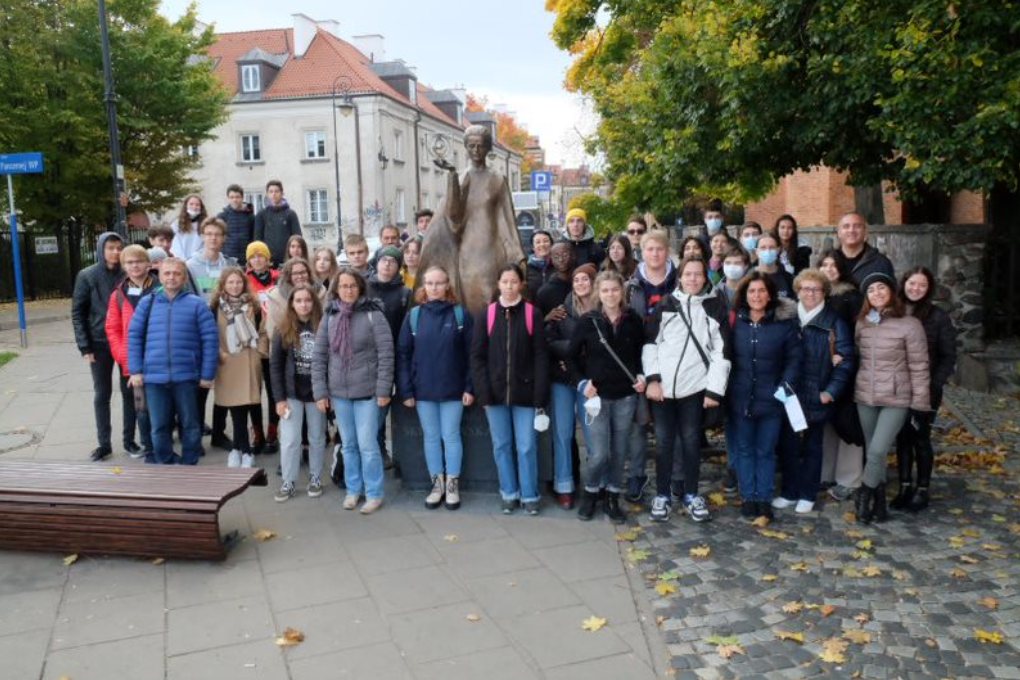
[
  {"left": 859, "top": 271, "right": 897, "bottom": 294},
  {"left": 147, "top": 246, "right": 168, "bottom": 263},
  {"left": 246, "top": 240, "right": 271, "bottom": 261},
  {"left": 566, "top": 208, "right": 587, "bottom": 223},
  {"left": 573, "top": 263, "right": 598, "bottom": 281},
  {"left": 378, "top": 245, "right": 403, "bottom": 267}
]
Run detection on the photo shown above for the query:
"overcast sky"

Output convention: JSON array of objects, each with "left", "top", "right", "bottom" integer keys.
[{"left": 159, "top": 0, "right": 595, "bottom": 167}]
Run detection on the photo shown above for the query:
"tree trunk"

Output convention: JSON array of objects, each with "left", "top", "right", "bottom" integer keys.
[{"left": 853, "top": 184, "right": 885, "bottom": 226}]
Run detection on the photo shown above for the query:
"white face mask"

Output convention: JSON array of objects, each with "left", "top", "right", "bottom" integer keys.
[
  {"left": 723, "top": 264, "right": 746, "bottom": 281},
  {"left": 187, "top": 209, "right": 202, "bottom": 219},
  {"left": 534, "top": 411, "right": 550, "bottom": 432},
  {"left": 583, "top": 396, "right": 602, "bottom": 425},
  {"left": 705, "top": 217, "right": 723, "bottom": 234}
]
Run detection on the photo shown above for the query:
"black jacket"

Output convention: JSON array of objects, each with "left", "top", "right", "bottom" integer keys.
[
  {"left": 545, "top": 296, "right": 586, "bottom": 386},
  {"left": 828, "top": 281, "right": 864, "bottom": 329},
  {"left": 846, "top": 243, "right": 894, "bottom": 287},
  {"left": 913, "top": 304, "right": 957, "bottom": 409},
  {"left": 218, "top": 203, "right": 255, "bottom": 263},
  {"left": 269, "top": 319, "right": 318, "bottom": 401},
  {"left": 562, "top": 225, "right": 605, "bottom": 268},
  {"left": 526, "top": 256, "right": 553, "bottom": 302},
  {"left": 568, "top": 309, "right": 644, "bottom": 400},
  {"left": 367, "top": 275, "right": 411, "bottom": 343},
  {"left": 470, "top": 300, "right": 549, "bottom": 408},
  {"left": 254, "top": 200, "right": 302, "bottom": 266},
  {"left": 537, "top": 276, "right": 571, "bottom": 315},
  {"left": 71, "top": 232, "right": 123, "bottom": 354}
]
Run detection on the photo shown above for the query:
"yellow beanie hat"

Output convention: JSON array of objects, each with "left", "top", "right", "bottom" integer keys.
[
  {"left": 246, "top": 241, "right": 271, "bottom": 261},
  {"left": 566, "top": 208, "right": 587, "bottom": 223}
]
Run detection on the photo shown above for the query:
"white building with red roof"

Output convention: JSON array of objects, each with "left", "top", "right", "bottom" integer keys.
[{"left": 187, "top": 14, "right": 522, "bottom": 249}]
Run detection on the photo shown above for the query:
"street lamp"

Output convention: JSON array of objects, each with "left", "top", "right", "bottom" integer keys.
[
  {"left": 331, "top": 75, "right": 354, "bottom": 253},
  {"left": 98, "top": 0, "right": 127, "bottom": 237}
]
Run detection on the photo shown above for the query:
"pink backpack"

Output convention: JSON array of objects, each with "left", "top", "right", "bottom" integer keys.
[{"left": 486, "top": 301, "right": 535, "bottom": 336}]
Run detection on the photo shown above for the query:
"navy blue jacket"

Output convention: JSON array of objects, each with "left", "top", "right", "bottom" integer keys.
[
  {"left": 727, "top": 304, "right": 802, "bottom": 419},
  {"left": 218, "top": 203, "right": 255, "bottom": 263},
  {"left": 796, "top": 305, "right": 855, "bottom": 424},
  {"left": 396, "top": 301, "right": 474, "bottom": 401},
  {"left": 128, "top": 289, "right": 219, "bottom": 384}
]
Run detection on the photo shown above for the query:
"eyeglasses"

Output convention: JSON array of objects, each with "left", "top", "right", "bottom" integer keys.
[
  {"left": 124, "top": 260, "right": 147, "bottom": 265},
  {"left": 627, "top": 229, "right": 645, "bottom": 236},
  {"left": 799, "top": 286, "right": 823, "bottom": 294},
  {"left": 337, "top": 284, "right": 359, "bottom": 290}
]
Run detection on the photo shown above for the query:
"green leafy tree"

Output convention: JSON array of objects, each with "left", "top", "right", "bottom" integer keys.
[
  {"left": 547, "top": 0, "right": 1020, "bottom": 214},
  {"left": 0, "top": 0, "right": 227, "bottom": 232}
]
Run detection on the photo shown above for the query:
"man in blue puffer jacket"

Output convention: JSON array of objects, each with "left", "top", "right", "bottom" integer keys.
[{"left": 127, "top": 258, "right": 219, "bottom": 465}]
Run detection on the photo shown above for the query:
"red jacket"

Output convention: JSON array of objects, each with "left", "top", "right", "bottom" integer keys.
[{"left": 105, "top": 275, "right": 158, "bottom": 376}]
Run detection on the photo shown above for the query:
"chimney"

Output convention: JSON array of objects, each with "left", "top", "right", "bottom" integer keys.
[
  {"left": 351, "top": 34, "right": 386, "bottom": 63},
  {"left": 316, "top": 19, "right": 341, "bottom": 39},
  {"left": 292, "top": 13, "right": 316, "bottom": 58}
]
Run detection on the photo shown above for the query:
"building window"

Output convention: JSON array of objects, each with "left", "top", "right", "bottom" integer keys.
[
  {"left": 304, "top": 131, "right": 326, "bottom": 159},
  {"left": 241, "top": 64, "right": 260, "bottom": 93},
  {"left": 307, "top": 189, "right": 329, "bottom": 223},
  {"left": 184, "top": 144, "right": 200, "bottom": 159},
  {"left": 393, "top": 130, "right": 404, "bottom": 162},
  {"left": 395, "top": 188, "right": 406, "bottom": 224},
  {"left": 240, "top": 134, "right": 261, "bottom": 162},
  {"left": 245, "top": 191, "right": 265, "bottom": 211},
  {"left": 421, "top": 192, "right": 429, "bottom": 209}
]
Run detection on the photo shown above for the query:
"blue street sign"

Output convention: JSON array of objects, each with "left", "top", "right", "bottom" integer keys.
[
  {"left": 0, "top": 152, "right": 44, "bottom": 175},
  {"left": 531, "top": 171, "right": 553, "bottom": 192}
]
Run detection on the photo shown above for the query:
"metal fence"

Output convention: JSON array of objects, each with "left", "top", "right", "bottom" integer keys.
[{"left": 0, "top": 225, "right": 104, "bottom": 302}]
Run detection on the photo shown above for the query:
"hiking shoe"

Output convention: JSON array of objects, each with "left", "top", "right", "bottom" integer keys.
[
  {"left": 89, "top": 446, "right": 112, "bottom": 462},
  {"left": 795, "top": 500, "right": 815, "bottom": 514},
  {"left": 445, "top": 476, "right": 461, "bottom": 510},
  {"left": 307, "top": 476, "right": 323, "bottom": 498},
  {"left": 274, "top": 481, "right": 296, "bottom": 503},
  {"left": 523, "top": 501, "right": 540, "bottom": 516},
  {"left": 501, "top": 498, "right": 517, "bottom": 515},
  {"left": 771, "top": 496, "right": 796, "bottom": 509},
  {"left": 625, "top": 476, "right": 648, "bottom": 504},
  {"left": 425, "top": 474, "right": 445, "bottom": 509},
  {"left": 359, "top": 498, "right": 383, "bottom": 514},
  {"left": 227, "top": 449, "right": 241, "bottom": 468},
  {"left": 828, "top": 485, "right": 853, "bottom": 502},
  {"left": 240, "top": 453, "right": 254, "bottom": 468},
  {"left": 683, "top": 494, "right": 711, "bottom": 522},
  {"left": 650, "top": 495, "right": 671, "bottom": 522},
  {"left": 723, "top": 468, "right": 738, "bottom": 493}
]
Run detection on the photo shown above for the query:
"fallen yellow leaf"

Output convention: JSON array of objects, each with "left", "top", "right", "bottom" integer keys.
[
  {"left": 982, "top": 543, "right": 1003, "bottom": 552},
  {"left": 843, "top": 567, "right": 863, "bottom": 578},
  {"left": 707, "top": 492, "right": 727, "bottom": 507},
  {"left": 761, "top": 574, "right": 778, "bottom": 582},
  {"left": 844, "top": 530, "right": 865, "bottom": 539},
  {"left": 626, "top": 548, "right": 650, "bottom": 563},
  {"left": 655, "top": 582, "right": 678, "bottom": 597},
  {"left": 615, "top": 529, "right": 641, "bottom": 542},
  {"left": 717, "top": 643, "right": 745, "bottom": 659},
  {"left": 962, "top": 528, "right": 982, "bottom": 538},
  {"left": 892, "top": 570, "right": 909, "bottom": 581},
  {"left": 150, "top": 557, "right": 165, "bottom": 565},
  {"left": 819, "top": 637, "right": 849, "bottom": 663},
  {"left": 111, "top": 466, "right": 123, "bottom": 474},
  {"left": 975, "top": 629, "right": 1004, "bottom": 645},
  {"left": 581, "top": 615, "right": 607, "bottom": 632},
  {"left": 854, "top": 613, "right": 870, "bottom": 625},
  {"left": 790, "top": 562, "right": 809, "bottom": 572},
  {"left": 465, "top": 613, "right": 481, "bottom": 622},
  {"left": 855, "top": 539, "right": 873, "bottom": 551},
  {"left": 758, "top": 528, "right": 790, "bottom": 540},
  {"left": 689, "top": 545, "right": 711, "bottom": 558},
  {"left": 775, "top": 630, "right": 805, "bottom": 643},
  {"left": 843, "top": 511, "right": 857, "bottom": 523},
  {"left": 782, "top": 601, "right": 804, "bottom": 614},
  {"left": 949, "top": 508, "right": 964, "bottom": 515},
  {"left": 274, "top": 627, "right": 305, "bottom": 647},
  {"left": 843, "top": 629, "right": 871, "bottom": 645},
  {"left": 949, "top": 536, "right": 966, "bottom": 548},
  {"left": 63, "top": 554, "right": 78, "bottom": 566},
  {"left": 253, "top": 529, "right": 277, "bottom": 542},
  {"left": 820, "top": 604, "right": 837, "bottom": 618},
  {"left": 861, "top": 565, "right": 882, "bottom": 577},
  {"left": 443, "top": 534, "right": 459, "bottom": 542},
  {"left": 978, "top": 597, "right": 999, "bottom": 610},
  {"left": 751, "top": 515, "right": 770, "bottom": 528},
  {"left": 950, "top": 568, "right": 968, "bottom": 579},
  {"left": 852, "top": 550, "right": 873, "bottom": 560},
  {"left": 959, "top": 555, "right": 980, "bottom": 564}
]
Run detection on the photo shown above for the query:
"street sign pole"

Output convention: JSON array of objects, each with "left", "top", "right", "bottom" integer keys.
[{"left": 6, "top": 174, "right": 28, "bottom": 348}]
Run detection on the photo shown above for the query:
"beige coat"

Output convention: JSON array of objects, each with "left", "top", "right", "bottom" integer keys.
[
  {"left": 214, "top": 305, "right": 269, "bottom": 407},
  {"left": 854, "top": 314, "right": 930, "bottom": 411}
]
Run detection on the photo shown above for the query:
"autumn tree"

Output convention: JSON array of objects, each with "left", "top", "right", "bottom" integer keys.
[
  {"left": 466, "top": 94, "right": 538, "bottom": 175},
  {"left": 547, "top": 0, "right": 1020, "bottom": 215},
  {"left": 0, "top": 0, "right": 228, "bottom": 232}
]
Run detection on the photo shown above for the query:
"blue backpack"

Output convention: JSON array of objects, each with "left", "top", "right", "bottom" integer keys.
[{"left": 409, "top": 304, "right": 465, "bottom": 336}]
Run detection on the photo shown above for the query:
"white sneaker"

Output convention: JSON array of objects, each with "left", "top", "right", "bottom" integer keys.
[
  {"left": 771, "top": 496, "right": 796, "bottom": 509},
  {"left": 227, "top": 449, "right": 241, "bottom": 468},
  {"left": 240, "top": 453, "right": 254, "bottom": 468},
  {"left": 795, "top": 500, "right": 815, "bottom": 514}
]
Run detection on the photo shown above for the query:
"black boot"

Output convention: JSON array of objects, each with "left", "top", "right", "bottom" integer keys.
[
  {"left": 855, "top": 485, "right": 874, "bottom": 524},
  {"left": 872, "top": 482, "right": 888, "bottom": 522},
  {"left": 907, "top": 486, "right": 930, "bottom": 512},
  {"left": 577, "top": 490, "right": 597, "bottom": 521},
  {"left": 605, "top": 493, "right": 626, "bottom": 524},
  {"left": 889, "top": 483, "right": 914, "bottom": 510}
]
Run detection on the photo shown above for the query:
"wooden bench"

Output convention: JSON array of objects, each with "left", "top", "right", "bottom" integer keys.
[{"left": 0, "top": 460, "right": 267, "bottom": 561}]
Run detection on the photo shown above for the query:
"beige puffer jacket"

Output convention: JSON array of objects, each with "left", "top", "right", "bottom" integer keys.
[{"left": 854, "top": 314, "right": 930, "bottom": 410}]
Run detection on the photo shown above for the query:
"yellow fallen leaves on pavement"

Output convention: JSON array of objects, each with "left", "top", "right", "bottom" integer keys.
[
  {"left": 689, "top": 545, "right": 711, "bottom": 558},
  {"left": 717, "top": 643, "right": 745, "bottom": 659},
  {"left": 978, "top": 597, "right": 999, "bottom": 610},
  {"left": 465, "top": 613, "right": 481, "bottom": 622},
  {"left": 819, "top": 637, "right": 849, "bottom": 663},
  {"left": 782, "top": 601, "right": 804, "bottom": 614},
  {"left": 789, "top": 562, "right": 810, "bottom": 572},
  {"left": 975, "top": 629, "right": 1005, "bottom": 644},
  {"left": 843, "top": 629, "right": 871, "bottom": 645},
  {"left": 655, "top": 581, "right": 678, "bottom": 597},
  {"left": 275, "top": 627, "right": 305, "bottom": 647},
  {"left": 63, "top": 554, "right": 78, "bottom": 566},
  {"left": 253, "top": 529, "right": 277, "bottom": 542},
  {"left": 775, "top": 630, "right": 804, "bottom": 643},
  {"left": 581, "top": 615, "right": 607, "bottom": 632}
]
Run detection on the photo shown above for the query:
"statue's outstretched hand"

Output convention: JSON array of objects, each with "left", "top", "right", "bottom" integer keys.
[{"left": 433, "top": 158, "right": 457, "bottom": 172}]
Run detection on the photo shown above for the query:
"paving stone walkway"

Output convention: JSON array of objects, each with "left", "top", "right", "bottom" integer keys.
[{"left": 623, "top": 387, "right": 1020, "bottom": 679}]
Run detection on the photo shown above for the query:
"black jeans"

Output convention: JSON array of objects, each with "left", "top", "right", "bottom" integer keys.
[
  {"left": 89, "top": 344, "right": 136, "bottom": 450},
  {"left": 651, "top": 391, "right": 704, "bottom": 497},
  {"left": 228, "top": 405, "right": 256, "bottom": 454},
  {"left": 895, "top": 410, "right": 936, "bottom": 488}
]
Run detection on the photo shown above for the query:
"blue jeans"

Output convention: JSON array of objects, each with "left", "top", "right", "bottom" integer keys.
[
  {"left": 280, "top": 399, "right": 327, "bottom": 485},
  {"left": 417, "top": 400, "right": 465, "bottom": 477},
  {"left": 626, "top": 396, "right": 650, "bottom": 483},
  {"left": 334, "top": 398, "right": 384, "bottom": 500},
  {"left": 377, "top": 401, "right": 391, "bottom": 457},
  {"left": 146, "top": 381, "right": 201, "bottom": 465},
  {"left": 652, "top": 392, "right": 704, "bottom": 497},
  {"left": 583, "top": 395, "right": 636, "bottom": 493},
  {"left": 549, "top": 382, "right": 581, "bottom": 493},
  {"left": 484, "top": 405, "right": 538, "bottom": 503},
  {"left": 778, "top": 421, "right": 826, "bottom": 501},
  {"left": 731, "top": 415, "right": 783, "bottom": 502}
]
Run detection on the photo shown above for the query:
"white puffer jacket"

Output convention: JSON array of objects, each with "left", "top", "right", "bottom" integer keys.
[{"left": 642, "top": 288, "right": 730, "bottom": 400}]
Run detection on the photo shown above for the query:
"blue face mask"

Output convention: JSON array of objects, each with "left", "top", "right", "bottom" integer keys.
[
  {"left": 741, "top": 236, "right": 759, "bottom": 251},
  {"left": 705, "top": 217, "right": 723, "bottom": 234},
  {"left": 758, "top": 249, "right": 779, "bottom": 266},
  {"left": 723, "top": 264, "right": 746, "bottom": 281}
]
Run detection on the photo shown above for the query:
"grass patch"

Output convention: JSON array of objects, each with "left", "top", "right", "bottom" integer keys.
[{"left": 0, "top": 352, "right": 17, "bottom": 369}]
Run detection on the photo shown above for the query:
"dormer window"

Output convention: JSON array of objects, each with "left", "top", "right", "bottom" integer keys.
[{"left": 241, "top": 64, "right": 261, "bottom": 93}]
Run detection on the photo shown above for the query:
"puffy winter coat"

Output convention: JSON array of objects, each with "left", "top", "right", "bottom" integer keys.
[
  {"left": 71, "top": 231, "right": 123, "bottom": 354},
  {"left": 568, "top": 308, "right": 645, "bottom": 400},
  {"left": 795, "top": 305, "right": 855, "bottom": 424},
  {"left": 396, "top": 300, "right": 474, "bottom": 402},
  {"left": 727, "top": 302, "right": 802, "bottom": 419},
  {"left": 470, "top": 299, "right": 549, "bottom": 408},
  {"left": 642, "top": 289, "right": 731, "bottom": 401},
  {"left": 127, "top": 289, "right": 219, "bottom": 384},
  {"left": 105, "top": 273, "right": 159, "bottom": 376},
  {"left": 546, "top": 295, "right": 588, "bottom": 386},
  {"left": 218, "top": 203, "right": 255, "bottom": 263},
  {"left": 855, "top": 314, "right": 930, "bottom": 411},
  {"left": 526, "top": 256, "right": 553, "bottom": 302},
  {"left": 311, "top": 298, "right": 394, "bottom": 401},
  {"left": 213, "top": 304, "right": 268, "bottom": 407},
  {"left": 254, "top": 201, "right": 302, "bottom": 266}
]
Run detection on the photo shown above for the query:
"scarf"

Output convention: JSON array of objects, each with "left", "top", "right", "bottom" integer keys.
[
  {"left": 528, "top": 254, "right": 548, "bottom": 270},
  {"left": 220, "top": 294, "right": 258, "bottom": 354},
  {"left": 251, "top": 269, "right": 273, "bottom": 287},
  {"left": 798, "top": 300, "right": 825, "bottom": 327},
  {"left": 329, "top": 299, "right": 356, "bottom": 365}
]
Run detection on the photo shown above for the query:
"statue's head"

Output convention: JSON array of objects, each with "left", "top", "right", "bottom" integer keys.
[{"left": 463, "top": 125, "right": 493, "bottom": 158}]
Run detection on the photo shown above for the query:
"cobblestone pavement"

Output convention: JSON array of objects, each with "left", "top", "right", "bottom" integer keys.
[{"left": 622, "top": 386, "right": 1020, "bottom": 679}]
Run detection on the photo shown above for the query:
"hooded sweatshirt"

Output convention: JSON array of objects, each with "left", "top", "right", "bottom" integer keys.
[
  {"left": 254, "top": 199, "right": 302, "bottom": 266},
  {"left": 71, "top": 231, "right": 124, "bottom": 354},
  {"left": 561, "top": 224, "right": 605, "bottom": 268}
]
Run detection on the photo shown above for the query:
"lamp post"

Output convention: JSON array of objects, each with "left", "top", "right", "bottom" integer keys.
[
  {"left": 98, "top": 0, "right": 127, "bottom": 237},
  {"left": 331, "top": 75, "right": 353, "bottom": 253}
]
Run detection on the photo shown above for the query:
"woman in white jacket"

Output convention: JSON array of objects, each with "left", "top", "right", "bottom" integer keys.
[{"left": 643, "top": 257, "right": 731, "bottom": 523}]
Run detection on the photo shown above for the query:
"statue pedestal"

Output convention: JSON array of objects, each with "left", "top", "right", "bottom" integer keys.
[{"left": 392, "top": 403, "right": 554, "bottom": 492}]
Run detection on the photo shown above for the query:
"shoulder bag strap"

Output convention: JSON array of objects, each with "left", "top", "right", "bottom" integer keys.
[{"left": 592, "top": 317, "right": 637, "bottom": 384}]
